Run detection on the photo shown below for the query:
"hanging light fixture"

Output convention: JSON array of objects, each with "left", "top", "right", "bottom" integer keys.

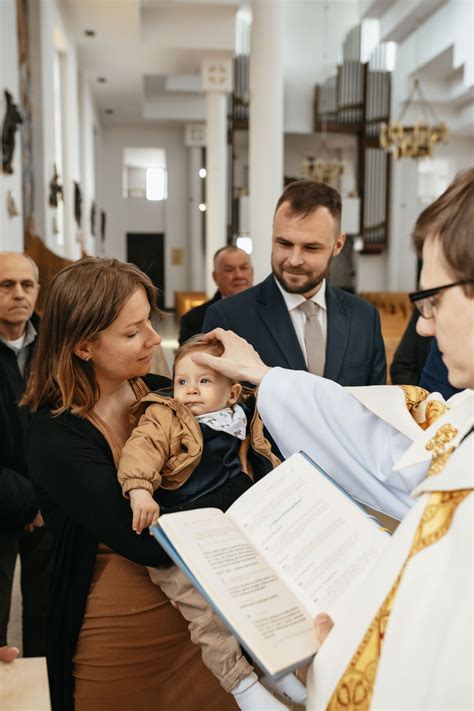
[
  {"left": 379, "top": 78, "right": 448, "bottom": 159},
  {"left": 302, "top": 2, "right": 344, "bottom": 189},
  {"left": 301, "top": 154, "right": 344, "bottom": 189},
  {"left": 301, "top": 124, "right": 344, "bottom": 189}
]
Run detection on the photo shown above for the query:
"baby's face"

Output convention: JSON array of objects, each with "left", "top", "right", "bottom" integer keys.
[{"left": 173, "top": 352, "right": 238, "bottom": 416}]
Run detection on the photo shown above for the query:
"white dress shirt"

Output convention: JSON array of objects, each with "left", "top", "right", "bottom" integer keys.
[{"left": 274, "top": 276, "right": 327, "bottom": 367}]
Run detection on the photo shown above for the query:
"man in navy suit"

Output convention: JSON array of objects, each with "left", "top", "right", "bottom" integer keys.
[{"left": 203, "top": 180, "right": 386, "bottom": 386}]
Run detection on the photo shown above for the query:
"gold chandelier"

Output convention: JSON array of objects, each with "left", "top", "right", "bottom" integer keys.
[
  {"left": 379, "top": 79, "right": 449, "bottom": 159},
  {"left": 301, "top": 156, "right": 344, "bottom": 189}
]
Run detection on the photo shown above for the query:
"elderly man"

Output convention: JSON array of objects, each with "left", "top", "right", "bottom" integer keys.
[
  {"left": 203, "top": 181, "right": 386, "bottom": 386},
  {"left": 0, "top": 252, "right": 52, "bottom": 656},
  {"left": 194, "top": 168, "right": 473, "bottom": 709},
  {"left": 179, "top": 246, "right": 253, "bottom": 344}
]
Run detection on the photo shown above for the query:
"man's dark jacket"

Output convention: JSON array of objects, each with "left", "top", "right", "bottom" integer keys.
[
  {"left": 178, "top": 291, "right": 221, "bottom": 345},
  {"left": 0, "top": 317, "right": 38, "bottom": 536},
  {"left": 203, "top": 275, "right": 386, "bottom": 385},
  {"left": 390, "top": 308, "right": 431, "bottom": 385},
  {"left": 420, "top": 339, "right": 461, "bottom": 400}
]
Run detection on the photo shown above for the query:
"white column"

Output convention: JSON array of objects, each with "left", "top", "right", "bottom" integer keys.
[
  {"left": 202, "top": 59, "right": 232, "bottom": 297},
  {"left": 185, "top": 124, "right": 206, "bottom": 292},
  {"left": 387, "top": 160, "right": 419, "bottom": 291},
  {"left": 249, "top": 0, "right": 284, "bottom": 283}
]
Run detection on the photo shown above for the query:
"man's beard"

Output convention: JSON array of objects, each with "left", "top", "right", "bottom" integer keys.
[{"left": 272, "top": 256, "right": 332, "bottom": 295}]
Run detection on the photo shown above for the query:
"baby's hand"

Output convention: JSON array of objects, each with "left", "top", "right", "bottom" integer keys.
[{"left": 129, "top": 489, "right": 160, "bottom": 534}]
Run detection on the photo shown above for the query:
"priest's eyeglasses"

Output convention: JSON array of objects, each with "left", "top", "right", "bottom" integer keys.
[{"left": 409, "top": 280, "right": 474, "bottom": 319}]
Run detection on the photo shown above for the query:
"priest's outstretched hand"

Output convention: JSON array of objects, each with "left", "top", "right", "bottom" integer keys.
[{"left": 192, "top": 329, "right": 271, "bottom": 385}]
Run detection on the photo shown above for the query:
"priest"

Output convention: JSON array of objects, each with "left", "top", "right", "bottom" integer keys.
[{"left": 193, "top": 168, "right": 473, "bottom": 710}]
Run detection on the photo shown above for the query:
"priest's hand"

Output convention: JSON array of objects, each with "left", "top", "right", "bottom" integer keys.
[
  {"left": 315, "top": 612, "right": 334, "bottom": 643},
  {"left": 192, "top": 329, "right": 272, "bottom": 385},
  {"left": 296, "top": 613, "right": 335, "bottom": 684}
]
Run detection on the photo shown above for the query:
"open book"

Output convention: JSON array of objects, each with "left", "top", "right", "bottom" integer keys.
[{"left": 151, "top": 452, "right": 389, "bottom": 679}]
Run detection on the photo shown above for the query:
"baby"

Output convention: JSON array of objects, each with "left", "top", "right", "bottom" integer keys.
[{"left": 117, "top": 335, "right": 307, "bottom": 710}]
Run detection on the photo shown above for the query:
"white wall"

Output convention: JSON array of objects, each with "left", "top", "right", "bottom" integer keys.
[
  {"left": 28, "top": 0, "right": 55, "bottom": 250},
  {"left": 0, "top": 0, "right": 24, "bottom": 251},
  {"left": 79, "top": 71, "right": 102, "bottom": 256},
  {"left": 100, "top": 124, "right": 189, "bottom": 309},
  {"left": 1, "top": 0, "right": 100, "bottom": 258},
  {"left": 28, "top": 0, "right": 86, "bottom": 259},
  {"left": 355, "top": 0, "right": 474, "bottom": 292},
  {"left": 283, "top": 0, "right": 360, "bottom": 133}
]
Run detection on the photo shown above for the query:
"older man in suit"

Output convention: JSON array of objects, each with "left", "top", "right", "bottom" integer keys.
[
  {"left": 203, "top": 180, "right": 386, "bottom": 386},
  {"left": 179, "top": 246, "right": 253, "bottom": 345},
  {"left": 0, "top": 253, "right": 52, "bottom": 657}
]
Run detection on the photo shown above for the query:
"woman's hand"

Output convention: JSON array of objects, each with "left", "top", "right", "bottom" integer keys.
[
  {"left": 0, "top": 646, "right": 19, "bottom": 663},
  {"left": 296, "top": 613, "right": 335, "bottom": 684},
  {"left": 192, "top": 329, "right": 272, "bottom": 385},
  {"left": 129, "top": 489, "right": 160, "bottom": 534},
  {"left": 24, "top": 511, "right": 45, "bottom": 534}
]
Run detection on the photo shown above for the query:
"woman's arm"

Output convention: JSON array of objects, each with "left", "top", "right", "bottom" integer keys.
[{"left": 27, "top": 412, "right": 170, "bottom": 567}]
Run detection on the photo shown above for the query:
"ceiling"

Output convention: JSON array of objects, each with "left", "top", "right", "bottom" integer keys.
[{"left": 61, "top": 0, "right": 240, "bottom": 123}]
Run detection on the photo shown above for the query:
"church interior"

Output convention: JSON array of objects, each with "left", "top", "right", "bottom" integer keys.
[
  {"left": 1, "top": 0, "right": 473, "bottom": 707},
  {"left": 2, "top": 0, "right": 473, "bottom": 364}
]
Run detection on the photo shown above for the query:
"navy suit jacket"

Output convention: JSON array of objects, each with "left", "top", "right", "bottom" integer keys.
[
  {"left": 179, "top": 291, "right": 221, "bottom": 345},
  {"left": 203, "top": 275, "right": 386, "bottom": 386},
  {"left": 419, "top": 340, "right": 461, "bottom": 400}
]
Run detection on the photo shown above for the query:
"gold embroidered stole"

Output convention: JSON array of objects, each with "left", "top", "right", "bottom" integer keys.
[{"left": 327, "top": 421, "right": 471, "bottom": 711}]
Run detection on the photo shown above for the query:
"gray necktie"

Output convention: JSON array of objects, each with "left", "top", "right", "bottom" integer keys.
[{"left": 298, "top": 300, "right": 325, "bottom": 376}]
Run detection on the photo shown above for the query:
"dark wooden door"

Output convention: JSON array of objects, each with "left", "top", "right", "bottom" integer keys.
[{"left": 127, "top": 232, "right": 165, "bottom": 309}]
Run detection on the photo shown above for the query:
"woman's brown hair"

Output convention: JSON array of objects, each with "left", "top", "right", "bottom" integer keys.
[
  {"left": 412, "top": 167, "right": 474, "bottom": 293},
  {"left": 22, "top": 257, "right": 160, "bottom": 415}
]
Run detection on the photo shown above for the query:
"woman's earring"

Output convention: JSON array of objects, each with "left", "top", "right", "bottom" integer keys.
[{"left": 84, "top": 355, "right": 91, "bottom": 362}]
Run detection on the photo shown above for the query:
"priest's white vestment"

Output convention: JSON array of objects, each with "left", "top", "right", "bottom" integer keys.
[{"left": 258, "top": 369, "right": 473, "bottom": 710}]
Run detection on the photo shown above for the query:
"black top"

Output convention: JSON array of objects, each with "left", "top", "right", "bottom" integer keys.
[
  {"left": 390, "top": 309, "right": 431, "bottom": 385},
  {"left": 178, "top": 291, "right": 221, "bottom": 344},
  {"left": 0, "top": 316, "right": 39, "bottom": 537},
  {"left": 419, "top": 339, "right": 461, "bottom": 400},
  {"left": 27, "top": 374, "right": 252, "bottom": 711}
]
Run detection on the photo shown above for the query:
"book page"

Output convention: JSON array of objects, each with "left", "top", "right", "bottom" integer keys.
[
  {"left": 155, "top": 507, "right": 318, "bottom": 677},
  {"left": 227, "top": 453, "right": 388, "bottom": 620},
  {"left": 0, "top": 657, "right": 50, "bottom": 710}
]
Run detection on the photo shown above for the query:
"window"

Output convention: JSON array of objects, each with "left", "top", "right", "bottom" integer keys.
[
  {"left": 123, "top": 148, "right": 167, "bottom": 200},
  {"left": 146, "top": 167, "right": 167, "bottom": 201}
]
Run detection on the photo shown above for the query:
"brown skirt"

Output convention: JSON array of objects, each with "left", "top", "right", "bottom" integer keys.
[{"left": 73, "top": 546, "right": 237, "bottom": 711}]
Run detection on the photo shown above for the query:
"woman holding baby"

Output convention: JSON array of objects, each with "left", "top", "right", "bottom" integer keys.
[{"left": 22, "top": 258, "right": 256, "bottom": 711}]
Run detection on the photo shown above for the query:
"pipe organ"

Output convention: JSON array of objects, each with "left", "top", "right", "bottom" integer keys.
[{"left": 315, "top": 33, "right": 392, "bottom": 254}]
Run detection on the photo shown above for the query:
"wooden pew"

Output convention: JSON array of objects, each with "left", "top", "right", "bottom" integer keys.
[
  {"left": 359, "top": 292, "right": 412, "bottom": 379},
  {"left": 25, "top": 231, "right": 73, "bottom": 315},
  {"left": 174, "top": 291, "right": 207, "bottom": 320}
]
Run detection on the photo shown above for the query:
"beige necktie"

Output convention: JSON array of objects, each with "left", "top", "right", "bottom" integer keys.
[{"left": 298, "top": 300, "right": 325, "bottom": 376}]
